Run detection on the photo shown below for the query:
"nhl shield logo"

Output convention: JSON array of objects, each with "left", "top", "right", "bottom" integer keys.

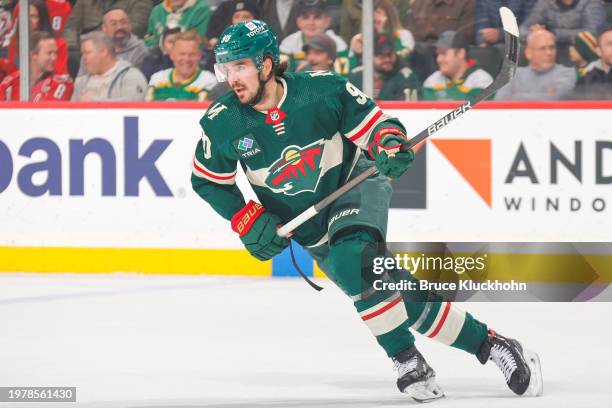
[{"left": 264, "top": 140, "right": 325, "bottom": 195}]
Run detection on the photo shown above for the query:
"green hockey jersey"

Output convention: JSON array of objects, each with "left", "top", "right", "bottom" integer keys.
[{"left": 191, "top": 71, "right": 405, "bottom": 246}]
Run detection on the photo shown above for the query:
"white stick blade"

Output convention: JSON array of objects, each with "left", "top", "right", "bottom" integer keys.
[{"left": 499, "top": 7, "right": 519, "bottom": 37}]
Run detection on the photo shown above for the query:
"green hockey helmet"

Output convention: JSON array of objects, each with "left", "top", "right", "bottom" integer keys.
[{"left": 214, "top": 20, "right": 280, "bottom": 82}]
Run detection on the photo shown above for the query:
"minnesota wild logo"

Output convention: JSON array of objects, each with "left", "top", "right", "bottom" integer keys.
[{"left": 265, "top": 140, "right": 324, "bottom": 195}]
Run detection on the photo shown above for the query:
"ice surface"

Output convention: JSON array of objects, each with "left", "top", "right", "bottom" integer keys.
[{"left": 0, "top": 273, "right": 610, "bottom": 407}]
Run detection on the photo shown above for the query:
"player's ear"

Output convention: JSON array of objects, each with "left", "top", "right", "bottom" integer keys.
[{"left": 262, "top": 56, "right": 273, "bottom": 77}]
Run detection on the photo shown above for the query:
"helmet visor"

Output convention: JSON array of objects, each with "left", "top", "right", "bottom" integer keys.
[{"left": 213, "top": 58, "right": 260, "bottom": 82}]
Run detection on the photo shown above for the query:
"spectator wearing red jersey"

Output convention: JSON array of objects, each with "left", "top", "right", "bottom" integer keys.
[
  {"left": 0, "top": 31, "right": 73, "bottom": 101},
  {"left": 12, "top": 0, "right": 72, "bottom": 37},
  {"left": 0, "top": 0, "right": 69, "bottom": 77}
]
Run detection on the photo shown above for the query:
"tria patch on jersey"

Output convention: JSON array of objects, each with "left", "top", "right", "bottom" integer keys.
[
  {"left": 234, "top": 135, "right": 262, "bottom": 159},
  {"left": 264, "top": 139, "right": 324, "bottom": 195}
]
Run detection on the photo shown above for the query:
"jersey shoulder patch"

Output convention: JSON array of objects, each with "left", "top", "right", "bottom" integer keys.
[
  {"left": 149, "top": 68, "right": 172, "bottom": 87},
  {"left": 199, "top": 91, "right": 241, "bottom": 139}
]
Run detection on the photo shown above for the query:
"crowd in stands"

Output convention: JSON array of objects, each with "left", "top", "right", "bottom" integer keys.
[{"left": 0, "top": 0, "right": 611, "bottom": 102}]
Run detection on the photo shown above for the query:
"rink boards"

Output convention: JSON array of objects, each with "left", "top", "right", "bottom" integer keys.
[{"left": 0, "top": 101, "right": 611, "bottom": 276}]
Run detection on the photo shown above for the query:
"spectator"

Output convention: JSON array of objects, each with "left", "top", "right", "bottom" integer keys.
[
  {"left": 0, "top": 0, "right": 15, "bottom": 72},
  {"left": 12, "top": 0, "right": 72, "bottom": 37},
  {"left": 64, "top": 1, "right": 152, "bottom": 49},
  {"left": 422, "top": 30, "right": 493, "bottom": 100},
  {"left": 206, "top": 0, "right": 259, "bottom": 48},
  {"left": 572, "top": 26, "right": 612, "bottom": 99},
  {"left": 349, "top": 32, "right": 419, "bottom": 101},
  {"left": 144, "top": 0, "right": 211, "bottom": 49},
  {"left": 475, "top": 0, "right": 537, "bottom": 46},
  {"left": 279, "top": 0, "right": 348, "bottom": 74},
  {"left": 407, "top": 0, "right": 477, "bottom": 44},
  {"left": 146, "top": 30, "right": 215, "bottom": 101},
  {"left": 349, "top": 0, "right": 415, "bottom": 70},
  {"left": 140, "top": 23, "right": 180, "bottom": 81},
  {"left": 0, "top": 0, "right": 69, "bottom": 77},
  {"left": 495, "top": 29, "right": 576, "bottom": 100},
  {"left": 298, "top": 32, "right": 336, "bottom": 71},
  {"left": 78, "top": 8, "right": 149, "bottom": 75},
  {"left": 258, "top": 0, "right": 299, "bottom": 43},
  {"left": 0, "top": 31, "right": 73, "bottom": 101},
  {"left": 519, "top": 0, "right": 605, "bottom": 46},
  {"left": 569, "top": 31, "right": 599, "bottom": 75},
  {"left": 339, "top": 0, "right": 411, "bottom": 43},
  {"left": 72, "top": 31, "right": 147, "bottom": 101}
]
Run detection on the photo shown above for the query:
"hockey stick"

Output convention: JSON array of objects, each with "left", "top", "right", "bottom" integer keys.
[{"left": 277, "top": 7, "right": 519, "bottom": 240}]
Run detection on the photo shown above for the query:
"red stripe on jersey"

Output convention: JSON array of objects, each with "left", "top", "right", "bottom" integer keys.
[
  {"left": 427, "top": 302, "right": 451, "bottom": 338},
  {"left": 193, "top": 159, "right": 235, "bottom": 180},
  {"left": 361, "top": 295, "right": 402, "bottom": 321},
  {"left": 348, "top": 110, "right": 383, "bottom": 141}
]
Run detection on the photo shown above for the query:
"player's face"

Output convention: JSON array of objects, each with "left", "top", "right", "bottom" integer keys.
[
  {"left": 32, "top": 38, "right": 58, "bottom": 73},
  {"left": 597, "top": 31, "right": 612, "bottom": 68},
  {"left": 297, "top": 11, "right": 326, "bottom": 38},
  {"left": 103, "top": 9, "right": 131, "bottom": 46},
  {"left": 436, "top": 48, "right": 463, "bottom": 78},
  {"left": 220, "top": 58, "right": 262, "bottom": 104},
  {"left": 29, "top": 5, "right": 40, "bottom": 31},
  {"left": 170, "top": 39, "right": 201, "bottom": 78},
  {"left": 306, "top": 48, "right": 332, "bottom": 71},
  {"left": 526, "top": 32, "right": 556, "bottom": 72},
  {"left": 374, "top": 51, "right": 396, "bottom": 73},
  {"left": 232, "top": 11, "right": 255, "bottom": 25}
]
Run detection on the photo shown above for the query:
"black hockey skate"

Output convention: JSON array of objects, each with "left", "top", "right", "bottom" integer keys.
[
  {"left": 392, "top": 346, "right": 444, "bottom": 403},
  {"left": 477, "top": 329, "right": 543, "bottom": 396}
]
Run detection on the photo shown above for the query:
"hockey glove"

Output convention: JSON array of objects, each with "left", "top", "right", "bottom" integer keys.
[
  {"left": 368, "top": 127, "right": 415, "bottom": 179},
  {"left": 231, "top": 200, "right": 289, "bottom": 261}
]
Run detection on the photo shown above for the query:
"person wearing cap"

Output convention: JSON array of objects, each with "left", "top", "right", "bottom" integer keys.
[
  {"left": 144, "top": 0, "right": 212, "bottom": 49},
  {"left": 422, "top": 30, "right": 493, "bottom": 101},
  {"left": 495, "top": 29, "right": 575, "bottom": 100},
  {"left": 349, "top": 32, "right": 419, "bottom": 100},
  {"left": 569, "top": 31, "right": 599, "bottom": 76},
  {"left": 140, "top": 23, "right": 181, "bottom": 81},
  {"left": 77, "top": 8, "right": 149, "bottom": 76},
  {"left": 572, "top": 26, "right": 612, "bottom": 99},
  {"left": 206, "top": 0, "right": 259, "bottom": 49},
  {"left": 146, "top": 30, "right": 216, "bottom": 101},
  {"left": 298, "top": 32, "right": 336, "bottom": 71},
  {"left": 279, "top": 0, "right": 349, "bottom": 74}
]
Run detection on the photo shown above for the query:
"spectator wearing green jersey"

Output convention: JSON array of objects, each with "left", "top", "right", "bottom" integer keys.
[
  {"left": 421, "top": 31, "right": 493, "bottom": 101},
  {"left": 146, "top": 30, "right": 216, "bottom": 101},
  {"left": 349, "top": 32, "right": 419, "bottom": 101},
  {"left": 144, "top": 0, "right": 211, "bottom": 49},
  {"left": 279, "top": 0, "right": 349, "bottom": 75}
]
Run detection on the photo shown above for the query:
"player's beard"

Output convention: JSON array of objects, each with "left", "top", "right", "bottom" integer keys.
[{"left": 245, "top": 69, "right": 273, "bottom": 106}]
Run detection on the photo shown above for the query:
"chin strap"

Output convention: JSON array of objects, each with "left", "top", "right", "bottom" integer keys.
[{"left": 248, "top": 69, "right": 274, "bottom": 106}]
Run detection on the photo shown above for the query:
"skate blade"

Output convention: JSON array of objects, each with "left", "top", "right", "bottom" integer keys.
[
  {"left": 403, "top": 377, "right": 445, "bottom": 403},
  {"left": 523, "top": 348, "right": 543, "bottom": 397}
]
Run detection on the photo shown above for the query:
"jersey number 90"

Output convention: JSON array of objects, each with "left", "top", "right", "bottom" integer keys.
[{"left": 346, "top": 82, "right": 369, "bottom": 105}]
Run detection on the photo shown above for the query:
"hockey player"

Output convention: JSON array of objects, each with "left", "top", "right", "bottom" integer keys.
[{"left": 191, "top": 20, "right": 542, "bottom": 402}]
